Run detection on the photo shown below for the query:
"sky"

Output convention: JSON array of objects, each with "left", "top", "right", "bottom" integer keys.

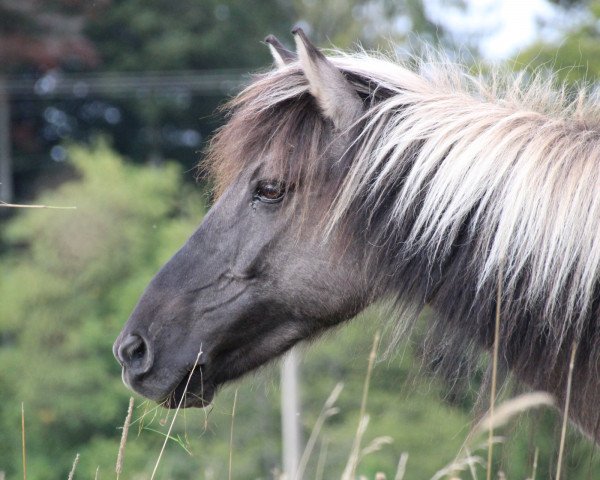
[{"left": 426, "top": 0, "right": 566, "bottom": 60}]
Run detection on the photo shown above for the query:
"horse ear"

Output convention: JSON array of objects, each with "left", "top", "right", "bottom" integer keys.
[
  {"left": 264, "top": 35, "right": 296, "bottom": 68},
  {"left": 292, "top": 27, "right": 363, "bottom": 131}
]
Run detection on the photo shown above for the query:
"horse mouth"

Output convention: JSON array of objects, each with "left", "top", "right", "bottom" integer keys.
[{"left": 164, "top": 365, "right": 215, "bottom": 409}]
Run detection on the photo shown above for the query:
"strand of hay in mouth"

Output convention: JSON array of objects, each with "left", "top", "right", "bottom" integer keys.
[{"left": 150, "top": 349, "right": 203, "bottom": 480}]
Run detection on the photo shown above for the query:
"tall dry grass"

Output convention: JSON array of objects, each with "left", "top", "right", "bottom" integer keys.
[
  {"left": 116, "top": 397, "right": 134, "bottom": 479},
  {"left": 10, "top": 323, "right": 587, "bottom": 480},
  {"left": 21, "top": 403, "right": 26, "bottom": 480},
  {"left": 0, "top": 202, "right": 75, "bottom": 210}
]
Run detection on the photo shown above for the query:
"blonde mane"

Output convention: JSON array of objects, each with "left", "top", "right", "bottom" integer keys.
[
  {"left": 332, "top": 54, "right": 600, "bottom": 342},
  {"left": 206, "top": 50, "right": 600, "bottom": 369}
]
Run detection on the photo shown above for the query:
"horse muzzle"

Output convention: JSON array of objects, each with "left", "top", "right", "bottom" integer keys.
[{"left": 113, "top": 331, "right": 214, "bottom": 408}]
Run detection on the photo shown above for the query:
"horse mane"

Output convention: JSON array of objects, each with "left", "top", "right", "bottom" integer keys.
[{"left": 205, "top": 51, "right": 600, "bottom": 407}]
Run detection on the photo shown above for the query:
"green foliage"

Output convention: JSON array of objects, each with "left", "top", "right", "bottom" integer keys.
[
  {"left": 286, "top": 0, "right": 408, "bottom": 49},
  {"left": 86, "top": 0, "right": 292, "bottom": 71},
  {"left": 295, "top": 316, "right": 472, "bottom": 479},
  {"left": 0, "top": 0, "right": 99, "bottom": 71},
  {"left": 514, "top": 0, "right": 600, "bottom": 84},
  {"left": 0, "top": 141, "right": 204, "bottom": 478},
  {"left": 85, "top": 0, "right": 417, "bottom": 73}
]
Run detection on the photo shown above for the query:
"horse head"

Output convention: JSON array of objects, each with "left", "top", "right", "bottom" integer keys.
[{"left": 113, "top": 30, "right": 373, "bottom": 408}]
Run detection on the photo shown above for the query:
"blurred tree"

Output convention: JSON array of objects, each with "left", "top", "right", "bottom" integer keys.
[
  {"left": 86, "top": 0, "right": 291, "bottom": 71},
  {"left": 548, "top": 0, "right": 589, "bottom": 6},
  {"left": 0, "top": 0, "right": 106, "bottom": 202},
  {"left": 75, "top": 0, "right": 296, "bottom": 173},
  {"left": 85, "top": 0, "right": 447, "bottom": 70},
  {"left": 0, "top": 140, "right": 205, "bottom": 478},
  {"left": 285, "top": 0, "right": 404, "bottom": 49},
  {"left": 280, "top": 0, "right": 450, "bottom": 51},
  {"left": 0, "top": 0, "right": 104, "bottom": 72},
  {"left": 405, "top": 0, "right": 452, "bottom": 46},
  {"left": 0, "top": 0, "right": 105, "bottom": 202},
  {"left": 515, "top": 0, "right": 600, "bottom": 83},
  {"left": 4, "top": 0, "right": 453, "bottom": 202}
]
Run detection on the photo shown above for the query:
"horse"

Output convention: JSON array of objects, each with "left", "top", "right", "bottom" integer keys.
[{"left": 113, "top": 29, "right": 600, "bottom": 444}]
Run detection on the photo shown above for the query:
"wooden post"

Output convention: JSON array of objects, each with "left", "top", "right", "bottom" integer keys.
[
  {"left": 0, "top": 76, "right": 12, "bottom": 203},
  {"left": 281, "top": 349, "right": 301, "bottom": 479}
]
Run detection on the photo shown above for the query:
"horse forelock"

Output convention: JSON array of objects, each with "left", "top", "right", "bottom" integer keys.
[
  {"left": 204, "top": 51, "right": 600, "bottom": 407},
  {"left": 203, "top": 66, "right": 321, "bottom": 197}
]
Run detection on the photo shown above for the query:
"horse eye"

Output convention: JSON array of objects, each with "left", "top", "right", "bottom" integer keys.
[{"left": 254, "top": 181, "right": 285, "bottom": 203}]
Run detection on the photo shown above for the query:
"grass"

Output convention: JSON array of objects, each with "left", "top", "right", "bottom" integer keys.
[
  {"left": 342, "top": 330, "right": 382, "bottom": 480},
  {"left": 100, "top": 329, "right": 402, "bottom": 479},
  {"left": 555, "top": 341, "right": 578, "bottom": 480},
  {"left": 296, "top": 382, "right": 344, "bottom": 480},
  {"left": 426, "top": 267, "right": 575, "bottom": 480},
  {"left": 149, "top": 349, "right": 203, "bottom": 480},
  {"left": 9, "top": 325, "right": 592, "bottom": 480},
  {"left": 439, "top": 392, "right": 554, "bottom": 480},
  {"left": 228, "top": 389, "right": 238, "bottom": 480},
  {"left": 281, "top": 324, "right": 565, "bottom": 480},
  {"left": 0, "top": 201, "right": 76, "bottom": 210},
  {"left": 20, "top": 403, "right": 25, "bottom": 480},
  {"left": 486, "top": 271, "right": 503, "bottom": 480},
  {"left": 67, "top": 453, "right": 79, "bottom": 480},
  {"left": 116, "top": 397, "right": 134, "bottom": 479}
]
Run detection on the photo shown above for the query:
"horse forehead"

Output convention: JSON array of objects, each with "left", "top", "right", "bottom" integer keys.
[{"left": 237, "top": 150, "right": 297, "bottom": 182}]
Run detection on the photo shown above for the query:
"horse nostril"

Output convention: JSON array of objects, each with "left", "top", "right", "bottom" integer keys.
[{"left": 117, "top": 334, "right": 153, "bottom": 375}]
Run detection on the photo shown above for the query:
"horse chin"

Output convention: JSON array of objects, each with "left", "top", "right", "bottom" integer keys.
[{"left": 163, "top": 365, "right": 215, "bottom": 409}]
